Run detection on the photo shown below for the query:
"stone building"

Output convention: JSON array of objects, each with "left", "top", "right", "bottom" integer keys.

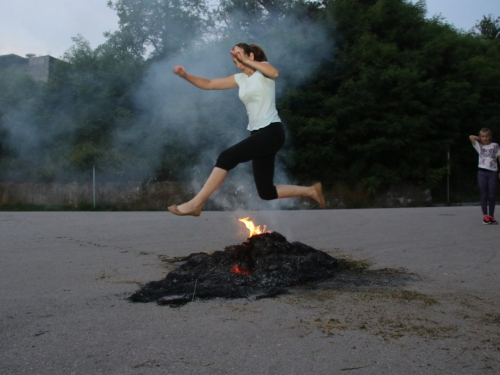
[{"left": 0, "top": 54, "right": 63, "bottom": 82}]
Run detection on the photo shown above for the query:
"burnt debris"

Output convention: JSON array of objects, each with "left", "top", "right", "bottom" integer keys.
[{"left": 129, "top": 232, "right": 349, "bottom": 306}]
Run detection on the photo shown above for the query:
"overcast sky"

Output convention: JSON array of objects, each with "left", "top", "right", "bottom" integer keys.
[{"left": 1, "top": 0, "right": 499, "bottom": 59}]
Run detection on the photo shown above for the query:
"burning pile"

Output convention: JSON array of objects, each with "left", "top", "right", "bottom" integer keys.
[{"left": 130, "top": 218, "right": 348, "bottom": 306}]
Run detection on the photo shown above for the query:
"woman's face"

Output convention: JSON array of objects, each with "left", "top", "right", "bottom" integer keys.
[
  {"left": 231, "top": 46, "right": 252, "bottom": 73},
  {"left": 480, "top": 132, "right": 492, "bottom": 145}
]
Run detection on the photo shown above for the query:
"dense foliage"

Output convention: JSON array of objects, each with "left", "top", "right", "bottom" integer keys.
[
  {"left": 281, "top": 1, "right": 500, "bottom": 198},
  {"left": 1, "top": 0, "right": 499, "bottom": 201}
]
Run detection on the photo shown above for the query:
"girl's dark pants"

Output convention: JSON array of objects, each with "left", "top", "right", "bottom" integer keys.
[
  {"left": 478, "top": 169, "right": 498, "bottom": 216},
  {"left": 215, "top": 122, "right": 285, "bottom": 200}
]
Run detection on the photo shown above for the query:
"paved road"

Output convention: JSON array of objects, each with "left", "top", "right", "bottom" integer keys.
[{"left": 1, "top": 207, "right": 499, "bottom": 374}]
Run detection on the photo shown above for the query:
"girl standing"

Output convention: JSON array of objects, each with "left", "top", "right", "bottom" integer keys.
[
  {"left": 470, "top": 128, "right": 500, "bottom": 224},
  {"left": 167, "top": 43, "right": 325, "bottom": 216}
]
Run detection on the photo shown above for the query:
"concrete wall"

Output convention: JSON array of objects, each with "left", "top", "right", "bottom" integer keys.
[
  {"left": 0, "top": 54, "right": 28, "bottom": 68},
  {"left": 0, "top": 181, "right": 433, "bottom": 210},
  {"left": 0, "top": 181, "right": 190, "bottom": 210},
  {"left": 0, "top": 54, "right": 61, "bottom": 82},
  {"left": 27, "top": 56, "right": 55, "bottom": 82}
]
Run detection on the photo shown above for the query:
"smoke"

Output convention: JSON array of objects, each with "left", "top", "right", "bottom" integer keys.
[
  {"left": 111, "top": 12, "right": 334, "bottom": 211},
  {"left": 0, "top": 68, "right": 76, "bottom": 181},
  {"left": 0, "top": 5, "right": 334, "bottom": 213}
]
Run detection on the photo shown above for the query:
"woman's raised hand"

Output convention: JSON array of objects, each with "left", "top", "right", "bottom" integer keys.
[
  {"left": 173, "top": 65, "right": 186, "bottom": 77},
  {"left": 230, "top": 49, "right": 247, "bottom": 64}
]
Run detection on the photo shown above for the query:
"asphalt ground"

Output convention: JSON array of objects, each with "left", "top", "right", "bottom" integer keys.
[{"left": 1, "top": 207, "right": 499, "bottom": 374}]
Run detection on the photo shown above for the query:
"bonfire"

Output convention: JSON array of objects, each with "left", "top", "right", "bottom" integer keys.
[{"left": 129, "top": 218, "right": 348, "bottom": 306}]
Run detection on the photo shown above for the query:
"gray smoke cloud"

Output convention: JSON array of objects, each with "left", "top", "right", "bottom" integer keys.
[
  {"left": 0, "top": 5, "right": 334, "bottom": 218},
  {"left": 112, "top": 12, "right": 334, "bottom": 212},
  {"left": 0, "top": 70, "right": 76, "bottom": 181}
]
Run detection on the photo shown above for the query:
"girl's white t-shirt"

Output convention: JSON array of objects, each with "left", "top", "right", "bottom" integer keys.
[
  {"left": 473, "top": 142, "right": 500, "bottom": 171},
  {"left": 234, "top": 68, "right": 281, "bottom": 131}
]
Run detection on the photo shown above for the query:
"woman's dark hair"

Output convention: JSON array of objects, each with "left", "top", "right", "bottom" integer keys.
[
  {"left": 234, "top": 43, "right": 268, "bottom": 62},
  {"left": 249, "top": 44, "right": 267, "bottom": 62}
]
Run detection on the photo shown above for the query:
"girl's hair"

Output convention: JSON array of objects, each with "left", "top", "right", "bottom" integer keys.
[
  {"left": 480, "top": 128, "right": 492, "bottom": 137},
  {"left": 234, "top": 43, "right": 268, "bottom": 62}
]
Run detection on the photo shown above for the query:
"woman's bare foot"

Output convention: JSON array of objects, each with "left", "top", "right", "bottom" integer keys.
[
  {"left": 311, "top": 182, "right": 326, "bottom": 209},
  {"left": 167, "top": 203, "right": 202, "bottom": 217}
]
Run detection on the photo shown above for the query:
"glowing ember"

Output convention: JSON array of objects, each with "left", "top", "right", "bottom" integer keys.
[
  {"left": 238, "top": 217, "right": 269, "bottom": 237},
  {"left": 230, "top": 264, "right": 251, "bottom": 275}
]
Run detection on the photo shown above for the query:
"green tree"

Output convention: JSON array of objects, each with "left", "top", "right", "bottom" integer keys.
[
  {"left": 106, "top": 0, "right": 210, "bottom": 59},
  {"left": 215, "top": 0, "right": 297, "bottom": 38},
  {"left": 0, "top": 68, "right": 41, "bottom": 178},
  {"left": 0, "top": 64, "right": 75, "bottom": 182},
  {"left": 60, "top": 35, "right": 146, "bottom": 177},
  {"left": 475, "top": 14, "right": 500, "bottom": 41},
  {"left": 280, "top": 0, "right": 500, "bottom": 199}
]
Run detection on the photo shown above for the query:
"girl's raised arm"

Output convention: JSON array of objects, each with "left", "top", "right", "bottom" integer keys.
[
  {"left": 469, "top": 135, "right": 480, "bottom": 145},
  {"left": 173, "top": 66, "right": 237, "bottom": 90}
]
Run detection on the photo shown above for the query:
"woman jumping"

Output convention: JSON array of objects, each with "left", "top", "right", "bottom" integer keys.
[{"left": 167, "top": 43, "right": 326, "bottom": 216}]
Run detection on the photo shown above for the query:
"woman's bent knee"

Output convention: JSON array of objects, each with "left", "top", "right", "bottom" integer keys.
[
  {"left": 257, "top": 187, "right": 278, "bottom": 201},
  {"left": 215, "top": 150, "right": 236, "bottom": 171}
]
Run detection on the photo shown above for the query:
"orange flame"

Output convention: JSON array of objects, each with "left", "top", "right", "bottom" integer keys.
[
  {"left": 230, "top": 264, "right": 251, "bottom": 275},
  {"left": 238, "top": 217, "right": 268, "bottom": 237}
]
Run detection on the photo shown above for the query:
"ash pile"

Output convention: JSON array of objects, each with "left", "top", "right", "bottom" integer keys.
[{"left": 129, "top": 232, "right": 349, "bottom": 306}]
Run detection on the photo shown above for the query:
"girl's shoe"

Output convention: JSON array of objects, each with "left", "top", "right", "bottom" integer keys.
[
  {"left": 489, "top": 216, "right": 498, "bottom": 225},
  {"left": 483, "top": 215, "right": 491, "bottom": 224}
]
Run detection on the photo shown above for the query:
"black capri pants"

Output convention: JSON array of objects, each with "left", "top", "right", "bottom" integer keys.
[{"left": 215, "top": 122, "right": 285, "bottom": 200}]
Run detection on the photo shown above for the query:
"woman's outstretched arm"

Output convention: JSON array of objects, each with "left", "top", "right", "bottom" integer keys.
[{"left": 173, "top": 66, "right": 237, "bottom": 90}]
